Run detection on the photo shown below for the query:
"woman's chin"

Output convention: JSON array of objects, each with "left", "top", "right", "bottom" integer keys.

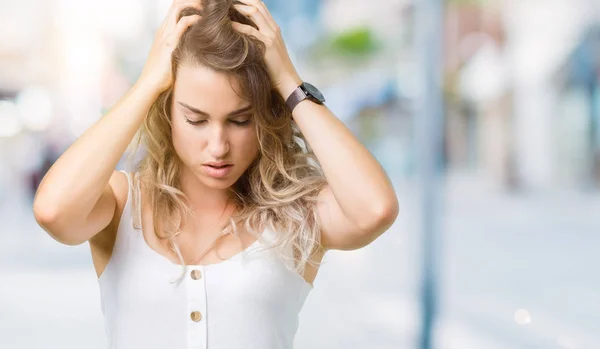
[{"left": 199, "top": 174, "right": 239, "bottom": 190}]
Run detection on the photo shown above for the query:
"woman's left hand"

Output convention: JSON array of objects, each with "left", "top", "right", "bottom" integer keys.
[{"left": 231, "top": 0, "right": 302, "bottom": 99}]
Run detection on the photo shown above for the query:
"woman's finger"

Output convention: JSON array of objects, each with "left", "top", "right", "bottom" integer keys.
[
  {"left": 170, "top": 14, "right": 201, "bottom": 45},
  {"left": 164, "top": 0, "right": 202, "bottom": 33},
  {"left": 238, "top": 0, "right": 280, "bottom": 34},
  {"left": 252, "top": 1, "right": 279, "bottom": 33},
  {"left": 238, "top": 0, "right": 277, "bottom": 29},
  {"left": 256, "top": 1, "right": 278, "bottom": 30},
  {"left": 233, "top": 3, "right": 275, "bottom": 34},
  {"left": 231, "top": 21, "right": 268, "bottom": 43}
]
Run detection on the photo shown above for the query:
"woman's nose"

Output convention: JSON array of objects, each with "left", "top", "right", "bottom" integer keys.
[{"left": 208, "top": 126, "right": 230, "bottom": 158}]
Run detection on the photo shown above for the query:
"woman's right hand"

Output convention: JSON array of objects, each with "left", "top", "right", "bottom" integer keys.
[{"left": 138, "top": 0, "right": 202, "bottom": 94}]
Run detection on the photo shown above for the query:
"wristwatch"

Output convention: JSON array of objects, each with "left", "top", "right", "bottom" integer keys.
[{"left": 285, "top": 82, "right": 326, "bottom": 112}]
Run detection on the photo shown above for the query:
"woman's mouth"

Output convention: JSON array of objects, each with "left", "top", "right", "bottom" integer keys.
[{"left": 202, "top": 164, "right": 233, "bottom": 178}]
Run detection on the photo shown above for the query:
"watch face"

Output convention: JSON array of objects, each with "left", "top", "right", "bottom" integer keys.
[{"left": 302, "top": 82, "right": 325, "bottom": 103}]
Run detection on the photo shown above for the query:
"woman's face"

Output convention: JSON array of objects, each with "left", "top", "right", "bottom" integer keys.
[{"left": 171, "top": 64, "right": 259, "bottom": 190}]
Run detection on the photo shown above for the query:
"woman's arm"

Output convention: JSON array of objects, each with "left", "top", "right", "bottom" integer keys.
[
  {"left": 33, "top": 1, "right": 201, "bottom": 245},
  {"left": 232, "top": 0, "right": 399, "bottom": 251},
  {"left": 33, "top": 82, "right": 160, "bottom": 245},
  {"left": 278, "top": 79, "right": 399, "bottom": 251}
]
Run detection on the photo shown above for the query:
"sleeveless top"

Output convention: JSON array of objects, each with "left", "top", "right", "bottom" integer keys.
[{"left": 97, "top": 170, "right": 313, "bottom": 349}]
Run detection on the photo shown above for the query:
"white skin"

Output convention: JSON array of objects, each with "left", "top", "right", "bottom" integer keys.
[{"left": 171, "top": 64, "right": 259, "bottom": 216}]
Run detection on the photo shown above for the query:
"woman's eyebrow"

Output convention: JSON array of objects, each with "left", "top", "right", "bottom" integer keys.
[{"left": 178, "top": 101, "right": 253, "bottom": 117}]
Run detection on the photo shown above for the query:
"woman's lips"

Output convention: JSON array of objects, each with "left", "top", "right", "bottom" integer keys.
[{"left": 202, "top": 164, "right": 233, "bottom": 178}]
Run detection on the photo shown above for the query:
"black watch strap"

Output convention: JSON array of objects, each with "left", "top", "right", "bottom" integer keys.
[{"left": 285, "top": 86, "right": 308, "bottom": 112}]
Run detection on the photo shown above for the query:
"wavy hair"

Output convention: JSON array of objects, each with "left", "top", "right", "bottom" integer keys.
[{"left": 125, "top": 0, "right": 327, "bottom": 282}]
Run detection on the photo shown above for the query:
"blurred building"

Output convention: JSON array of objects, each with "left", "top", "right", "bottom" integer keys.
[{"left": 443, "top": 0, "right": 600, "bottom": 192}]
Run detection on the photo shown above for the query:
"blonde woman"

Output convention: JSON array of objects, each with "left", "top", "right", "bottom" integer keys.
[{"left": 33, "top": 0, "right": 399, "bottom": 348}]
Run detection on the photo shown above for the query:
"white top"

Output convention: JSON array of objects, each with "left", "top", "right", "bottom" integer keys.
[{"left": 97, "top": 171, "right": 313, "bottom": 349}]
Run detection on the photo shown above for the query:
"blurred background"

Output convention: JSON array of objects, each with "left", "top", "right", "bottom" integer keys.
[{"left": 1, "top": 0, "right": 600, "bottom": 348}]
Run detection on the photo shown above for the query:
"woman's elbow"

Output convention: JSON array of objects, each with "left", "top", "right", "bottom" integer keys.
[
  {"left": 375, "top": 196, "right": 399, "bottom": 230},
  {"left": 358, "top": 196, "right": 400, "bottom": 239}
]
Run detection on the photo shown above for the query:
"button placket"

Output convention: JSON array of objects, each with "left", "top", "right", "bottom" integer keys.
[{"left": 186, "top": 265, "right": 207, "bottom": 349}]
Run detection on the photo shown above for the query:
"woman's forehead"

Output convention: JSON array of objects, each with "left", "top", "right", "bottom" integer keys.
[{"left": 174, "top": 65, "right": 249, "bottom": 110}]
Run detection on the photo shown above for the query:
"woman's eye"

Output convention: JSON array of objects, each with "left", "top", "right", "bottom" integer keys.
[
  {"left": 184, "top": 117, "right": 251, "bottom": 126},
  {"left": 230, "top": 119, "right": 251, "bottom": 126},
  {"left": 185, "top": 118, "right": 207, "bottom": 125}
]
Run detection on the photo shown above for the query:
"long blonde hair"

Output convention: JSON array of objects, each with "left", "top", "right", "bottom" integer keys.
[{"left": 125, "top": 0, "right": 327, "bottom": 281}]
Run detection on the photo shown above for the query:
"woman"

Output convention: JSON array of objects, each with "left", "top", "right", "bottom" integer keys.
[{"left": 33, "top": 0, "right": 399, "bottom": 348}]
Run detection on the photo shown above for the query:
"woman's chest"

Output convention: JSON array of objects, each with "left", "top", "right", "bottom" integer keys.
[{"left": 101, "top": 244, "right": 306, "bottom": 314}]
